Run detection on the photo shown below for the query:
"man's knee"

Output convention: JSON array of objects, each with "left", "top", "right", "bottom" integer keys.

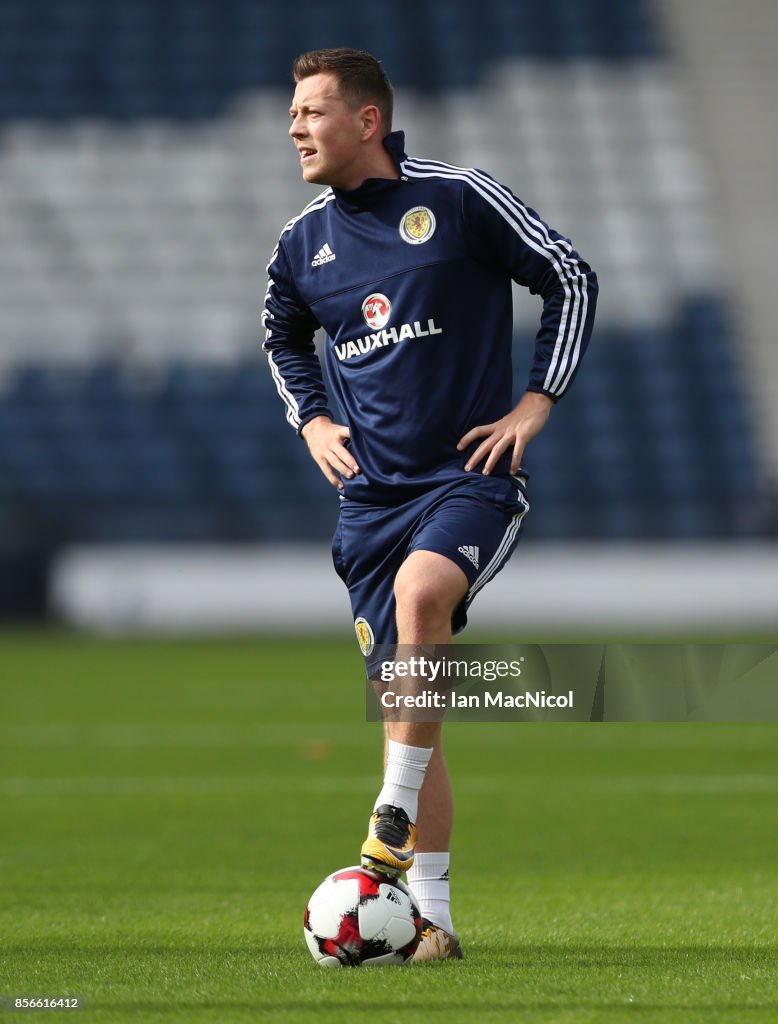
[
  {"left": 394, "top": 573, "right": 449, "bottom": 625},
  {"left": 393, "top": 552, "right": 468, "bottom": 628}
]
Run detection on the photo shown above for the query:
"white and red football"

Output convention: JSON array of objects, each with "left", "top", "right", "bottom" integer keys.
[{"left": 304, "top": 866, "right": 422, "bottom": 967}]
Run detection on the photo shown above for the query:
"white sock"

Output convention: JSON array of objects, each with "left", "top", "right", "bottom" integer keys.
[
  {"left": 373, "top": 739, "right": 433, "bottom": 822},
  {"left": 407, "top": 852, "right": 454, "bottom": 935}
]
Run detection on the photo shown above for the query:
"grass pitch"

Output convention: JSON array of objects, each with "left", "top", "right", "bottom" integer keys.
[{"left": 0, "top": 633, "right": 776, "bottom": 1023}]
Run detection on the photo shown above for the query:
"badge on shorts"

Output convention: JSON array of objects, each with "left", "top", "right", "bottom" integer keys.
[
  {"left": 354, "top": 616, "right": 375, "bottom": 656},
  {"left": 400, "top": 206, "right": 436, "bottom": 245}
]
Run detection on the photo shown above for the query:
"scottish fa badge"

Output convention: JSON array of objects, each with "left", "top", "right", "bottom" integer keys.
[
  {"left": 354, "top": 616, "right": 375, "bottom": 656},
  {"left": 400, "top": 206, "right": 436, "bottom": 245}
]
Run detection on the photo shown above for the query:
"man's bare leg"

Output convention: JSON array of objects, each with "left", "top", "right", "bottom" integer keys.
[
  {"left": 363, "top": 551, "right": 467, "bottom": 959},
  {"left": 388, "top": 549, "right": 466, "bottom": 852}
]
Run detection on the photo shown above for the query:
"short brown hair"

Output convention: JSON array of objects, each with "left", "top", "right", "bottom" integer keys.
[{"left": 292, "top": 48, "right": 394, "bottom": 136}]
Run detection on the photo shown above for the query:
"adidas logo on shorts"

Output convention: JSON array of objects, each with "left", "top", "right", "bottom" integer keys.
[
  {"left": 458, "top": 545, "right": 479, "bottom": 569},
  {"left": 311, "top": 242, "right": 336, "bottom": 267}
]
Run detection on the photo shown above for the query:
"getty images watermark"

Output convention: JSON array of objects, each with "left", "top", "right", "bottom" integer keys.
[
  {"left": 378, "top": 653, "right": 573, "bottom": 711},
  {"left": 365, "top": 642, "right": 778, "bottom": 722},
  {"left": 365, "top": 644, "right": 585, "bottom": 722}
]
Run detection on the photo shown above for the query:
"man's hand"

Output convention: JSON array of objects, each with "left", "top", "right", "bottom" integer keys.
[
  {"left": 457, "top": 391, "right": 553, "bottom": 475},
  {"left": 301, "top": 415, "right": 360, "bottom": 489}
]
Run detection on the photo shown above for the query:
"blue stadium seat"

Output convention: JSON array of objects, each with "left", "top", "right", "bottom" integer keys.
[{"left": 0, "top": 0, "right": 663, "bottom": 123}]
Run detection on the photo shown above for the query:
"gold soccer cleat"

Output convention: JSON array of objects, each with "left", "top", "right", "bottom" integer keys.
[
  {"left": 413, "top": 918, "right": 464, "bottom": 962},
  {"left": 360, "top": 804, "right": 417, "bottom": 877}
]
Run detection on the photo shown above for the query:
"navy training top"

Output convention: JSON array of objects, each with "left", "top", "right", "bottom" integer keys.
[{"left": 262, "top": 130, "right": 598, "bottom": 503}]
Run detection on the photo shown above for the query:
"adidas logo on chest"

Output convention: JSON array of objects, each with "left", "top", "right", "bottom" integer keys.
[{"left": 311, "top": 243, "right": 336, "bottom": 267}]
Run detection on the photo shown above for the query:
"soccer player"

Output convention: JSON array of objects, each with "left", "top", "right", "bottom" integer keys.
[{"left": 263, "top": 48, "right": 597, "bottom": 961}]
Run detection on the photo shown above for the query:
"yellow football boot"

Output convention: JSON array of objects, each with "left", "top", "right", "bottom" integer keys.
[{"left": 360, "top": 804, "right": 417, "bottom": 877}]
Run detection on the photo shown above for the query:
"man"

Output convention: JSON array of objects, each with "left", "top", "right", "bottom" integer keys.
[{"left": 263, "top": 48, "right": 597, "bottom": 961}]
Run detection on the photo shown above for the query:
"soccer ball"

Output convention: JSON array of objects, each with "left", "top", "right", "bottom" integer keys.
[{"left": 304, "top": 866, "right": 422, "bottom": 967}]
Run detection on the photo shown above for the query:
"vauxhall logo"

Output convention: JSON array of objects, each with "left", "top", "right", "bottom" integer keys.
[
  {"left": 362, "top": 292, "right": 391, "bottom": 330},
  {"left": 334, "top": 293, "right": 443, "bottom": 362}
]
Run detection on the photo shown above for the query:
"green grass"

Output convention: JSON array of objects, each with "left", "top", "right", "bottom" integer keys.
[{"left": 1, "top": 632, "right": 776, "bottom": 1023}]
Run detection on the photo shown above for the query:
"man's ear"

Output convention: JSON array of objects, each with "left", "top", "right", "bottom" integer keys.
[{"left": 360, "top": 105, "right": 382, "bottom": 141}]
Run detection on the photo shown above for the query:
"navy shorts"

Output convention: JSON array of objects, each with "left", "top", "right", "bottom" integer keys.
[{"left": 331, "top": 474, "right": 529, "bottom": 668}]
